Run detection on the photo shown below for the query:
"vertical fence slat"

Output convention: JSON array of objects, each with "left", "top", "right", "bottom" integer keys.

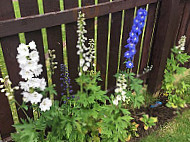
[
  {"left": 147, "top": 0, "right": 182, "bottom": 94},
  {"left": 0, "top": 0, "right": 32, "bottom": 120},
  {"left": 107, "top": 10, "right": 122, "bottom": 91},
  {"left": 0, "top": 69, "right": 15, "bottom": 140},
  {"left": 97, "top": 0, "right": 109, "bottom": 90},
  {"left": 64, "top": 0, "right": 79, "bottom": 93},
  {"left": 140, "top": 3, "right": 157, "bottom": 74},
  {"left": 120, "top": 9, "right": 134, "bottom": 71},
  {"left": 43, "top": 0, "right": 64, "bottom": 100},
  {"left": 18, "top": 0, "right": 48, "bottom": 86}
]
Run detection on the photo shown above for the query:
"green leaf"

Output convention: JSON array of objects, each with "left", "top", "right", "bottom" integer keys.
[{"left": 65, "top": 123, "right": 72, "bottom": 138}]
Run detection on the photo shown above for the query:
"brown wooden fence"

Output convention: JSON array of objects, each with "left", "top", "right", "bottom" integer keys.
[{"left": 0, "top": 0, "right": 189, "bottom": 140}]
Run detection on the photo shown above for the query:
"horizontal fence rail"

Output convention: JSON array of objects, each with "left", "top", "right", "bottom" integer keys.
[{"left": 0, "top": 0, "right": 158, "bottom": 38}]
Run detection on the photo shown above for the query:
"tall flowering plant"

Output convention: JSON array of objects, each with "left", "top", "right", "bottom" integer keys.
[
  {"left": 112, "top": 8, "right": 147, "bottom": 109},
  {"left": 16, "top": 41, "right": 52, "bottom": 112}
]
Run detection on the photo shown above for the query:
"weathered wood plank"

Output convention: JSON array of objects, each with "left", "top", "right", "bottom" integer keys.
[
  {"left": 64, "top": 0, "right": 79, "bottom": 93},
  {"left": 108, "top": 10, "right": 122, "bottom": 91},
  {"left": 0, "top": 0, "right": 158, "bottom": 38},
  {"left": 43, "top": 0, "right": 64, "bottom": 100},
  {"left": 147, "top": 0, "right": 182, "bottom": 93},
  {"left": 97, "top": 0, "right": 109, "bottom": 90},
  {"left": 0, "top": 69, "right": 15, "bottom": 140},
  {"left": 0, "top": 0, "right": 31, "bottom": 121},
  {"left": 140, "top": 4, "right": 157, "bottom": 74}
]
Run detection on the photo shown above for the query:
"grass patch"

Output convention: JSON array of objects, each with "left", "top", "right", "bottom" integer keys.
[{"left": 140, "top": 109, "right": 190, "bottom": 142}]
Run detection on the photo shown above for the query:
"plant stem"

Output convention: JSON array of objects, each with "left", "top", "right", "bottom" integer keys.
[{"left": 14, "top": 100, "right": 30, "bottom": 121}]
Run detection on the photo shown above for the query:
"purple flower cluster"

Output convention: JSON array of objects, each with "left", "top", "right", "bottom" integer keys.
[
  {"left": 124, "top": 8, "right": 147, "bottom": 69},
  {"left": 60, "top": 64, "right": 73, "bottom": 96}
]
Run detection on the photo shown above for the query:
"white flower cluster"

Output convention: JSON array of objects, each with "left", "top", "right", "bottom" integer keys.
[
  {"left": 175, "top": 35, "right": 186, "bottom": 52},
  {"left": 17, "top": 41, "right": 52, "bottom": 111},
  {"left": 113, "top": 74, "right": 130, "bottom": 106},
  {"left": 77, "top": 12, "right": 95, "bottom": 75}
]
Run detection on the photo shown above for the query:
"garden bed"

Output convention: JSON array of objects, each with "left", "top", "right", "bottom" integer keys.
[{"left": 130, "top": 96, "right": 190, "bottom": 142}]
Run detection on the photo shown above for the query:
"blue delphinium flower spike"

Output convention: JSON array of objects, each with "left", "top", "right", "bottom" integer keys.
[
  {"left": 60, "top": 64, "right": 73, "bottom": 96},
  {"left": 124, "top": 8, "right": 147, "bottom": 69}
]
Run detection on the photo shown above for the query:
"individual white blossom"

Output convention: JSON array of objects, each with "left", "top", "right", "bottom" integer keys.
[
  {"left": 22, "top": 92, "right": 31, "bottom": 103},
  {"left": 30, "top": 50, "right": 39, "bottom": 62},
  {"left": 20, "top": 81, "right": 30, "bottom": 92},
  {"left": 113, "top": 99, "right": 118, "bottom": 106},
  {"left": 39, "top": 98, "right": 52, "bottom": 112},
  {"left": 17, "top": 43, "right": 29, "bottom": 56},
  {"left": 30, "top": 92, "right": 43, "bottom": 104},
  {"left": 39, "top": 78, "right": 46, "bottom": 91},
  {"left": 19, "top": 69, "right": 34, "bottom": 80},
  {"left": 116, "top": 95, "right": 122, "bottom": 101},
  {"left": 29, "top": 41, "right": 37, "bottom": 50}
]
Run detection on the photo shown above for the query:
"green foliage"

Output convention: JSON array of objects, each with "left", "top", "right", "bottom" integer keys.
[
  {"left": 73, "top": 71, "right": 108, "bottom": 142},
  {"left": 99, "top": 100, "right": 134, "bottom": 142},
  {"left": 116, "top": 71, "right": 145, "bottom": 109},
  {"left": 166, "top": 94, "right": 186, "bottom": 108},
  {"left": 162, "top": 36, "right": 190, "bottom": 109},
  {"left": 11, "top": 119, "right": 45, "bottom": 142},
  {"left": 140, "top": 114, "right": 158, "bottom": 130}
]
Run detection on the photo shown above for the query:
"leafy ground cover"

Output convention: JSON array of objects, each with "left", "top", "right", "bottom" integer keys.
[{"left": 130, "top": 69, "right": 190, "bottom": 141}]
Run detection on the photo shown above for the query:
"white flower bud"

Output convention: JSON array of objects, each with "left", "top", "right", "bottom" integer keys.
[
  {"left": 14, "top": 86, "right": 19, "bottom": 90},
  {"left": 0, "top": 78, "right": 4, "bottom": 82},
  {"left": 1, "top": 89, "right": 6, "bottom": 92},
  {"left": 5, "top": 92, "right": 10, "bottom": 96}
]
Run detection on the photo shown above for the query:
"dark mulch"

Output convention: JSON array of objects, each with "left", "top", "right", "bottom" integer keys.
[{"left": 129, "top": 96, "right": 189, "bottom": 142}]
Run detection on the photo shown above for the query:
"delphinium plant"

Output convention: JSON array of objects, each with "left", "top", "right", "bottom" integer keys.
[
  {"left": 162, "top": 36, "right": 190, "bottom": 109},
  {"left": 98, "top": 8, "right": 156, "bottom": 142},
  {"left": 0, "top": 41, "right": 57, "bottom": 142},
  {"left": 113, "top": 8, "right": 148, "bottom": 110}
]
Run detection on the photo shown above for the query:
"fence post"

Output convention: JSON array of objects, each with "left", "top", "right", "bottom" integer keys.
[{"left": 147, "top": 0, "right": 182, "bottom": 94}]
